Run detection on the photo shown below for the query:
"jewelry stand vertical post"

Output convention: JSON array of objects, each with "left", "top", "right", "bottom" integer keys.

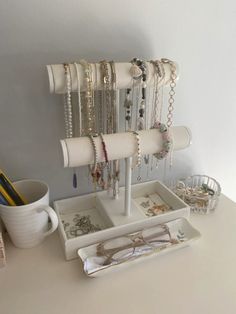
[{"left": 125, "top": 156, "right": 132, "bottom": 216}]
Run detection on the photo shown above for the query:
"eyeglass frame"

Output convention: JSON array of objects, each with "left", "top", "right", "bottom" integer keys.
[{"left": 96, "top": 224, "right": 179, "bottom": 266}]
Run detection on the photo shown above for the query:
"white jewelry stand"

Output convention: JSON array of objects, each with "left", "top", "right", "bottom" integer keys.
[
  {"left": 46, "top": 60, "right": 190, "bottom": 216},
  {"left": 47, "top": 60, "right": 193, "bottom": 260}
]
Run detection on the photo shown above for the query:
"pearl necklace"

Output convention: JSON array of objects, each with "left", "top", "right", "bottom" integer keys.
[{"left": 63, "top": 63, "right": 73, "bottom": 138}]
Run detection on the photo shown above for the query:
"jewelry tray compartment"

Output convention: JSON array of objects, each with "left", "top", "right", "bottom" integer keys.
[
  {"left": 54, "top": 193, "right": 113, "bottom": 260},
  {"left": 78, "top": 217, "right": 201, "bottom": 277},
  {"left": 131, "top": 180, "right": 189, "bottom": 220},
  {"left": 54, "top": 180, "right": 190, "bottom": 260}
]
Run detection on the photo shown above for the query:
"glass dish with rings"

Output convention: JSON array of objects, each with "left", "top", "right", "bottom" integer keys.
[
  {"left": 78, "top": 217, "right": 201, "bottom": 277},
  {"left": 171, "top": 175, "right": 221, "bottom": 214}
]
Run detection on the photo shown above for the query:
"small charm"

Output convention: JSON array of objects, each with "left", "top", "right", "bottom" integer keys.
[
  {"left": 144, "top": 155, "right": 149, "bottom": 165},
  {"left": 147, "top": 204, "right": 171, "bottom": 216},
  {"left": 129, "top": 64, "right": 142, "bottom": 79},
  {"left": 137, "top": 117, "right": 145, "bottom": 130}
]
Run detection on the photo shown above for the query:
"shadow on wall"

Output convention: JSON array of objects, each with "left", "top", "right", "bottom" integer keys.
[{"left": 0, "top": 21, "right": 158, "bottom": 200}]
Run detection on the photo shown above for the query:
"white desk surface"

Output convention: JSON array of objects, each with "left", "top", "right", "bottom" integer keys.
[{"left": 1, "top": 194, "right": 236, "bottom": 314}]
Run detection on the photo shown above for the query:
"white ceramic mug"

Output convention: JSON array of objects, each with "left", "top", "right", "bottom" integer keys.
[{"left": 0, "top": 179, "right": 58, "bottom": 248}]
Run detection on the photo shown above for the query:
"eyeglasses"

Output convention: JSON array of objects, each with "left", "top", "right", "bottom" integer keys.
[{"left": 96, "top": 224, "right": 182, "bottom": 266}]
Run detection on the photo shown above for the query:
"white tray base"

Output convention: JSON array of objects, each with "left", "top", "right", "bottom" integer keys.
[{"left": 54, "top": 180, "right": 190, "bottom": 260}]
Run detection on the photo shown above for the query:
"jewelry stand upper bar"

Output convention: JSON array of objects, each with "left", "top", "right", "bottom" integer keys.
[{"left": 46, "top": 62, "right": 179, "bottom": 93}]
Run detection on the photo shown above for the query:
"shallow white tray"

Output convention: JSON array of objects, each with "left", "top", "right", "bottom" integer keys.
[
  {"left": 131, "top": 180, "right": 189, "bottom": 221},
  {"left": 78, "top": 217, "right": 201, "bottom": 277},
  {"left": 54, "top": 180, "right": 190, "bottom": 260}
]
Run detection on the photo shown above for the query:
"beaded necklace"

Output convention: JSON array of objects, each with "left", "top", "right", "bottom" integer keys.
[
  {"left": 63, "top": 63, "right": 73, "bottom": 138},
  {"left": 131, "top": 58, "right": 147, "bottom": 131}
]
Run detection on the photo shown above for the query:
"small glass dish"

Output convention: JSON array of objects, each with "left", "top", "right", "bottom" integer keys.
[{"left": 171, "top": 175, "right": 221, "bottom": 214}]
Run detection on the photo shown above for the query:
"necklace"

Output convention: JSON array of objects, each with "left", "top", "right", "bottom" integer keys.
[
  {"left": 63, "top": 63, "right": 77, "bottom": 187},
  {"left": 80, "top": 59, "right": 95, "bottom": 135},
  {"left": 131, "top": 58, "right": 147, "bottom": 131},
  {"left": 109, "top": 61, "right": 120, "bottom": 197},
  {"left": 63, "top": 63, "right": 73, "bottom": 138},
  {"left": 100, "top": 60, "right": 113, "bottom": 134},
  {"left": 150, "top": 60, "right": 165, "bottom": 126},
  {"left": 74, "top": 62, "right": 82, "bottom": 136},
  {"left": 161, "top": 58, "right": 177, "bottom": 127}
]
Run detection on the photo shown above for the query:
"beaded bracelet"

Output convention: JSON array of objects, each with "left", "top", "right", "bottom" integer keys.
[{"left": 151, "top": 121, "right": 172, "bottom": 160}]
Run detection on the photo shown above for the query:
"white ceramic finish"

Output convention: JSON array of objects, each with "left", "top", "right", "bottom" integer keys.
[{"left": 0, "top": 180, "right": 58, "bottom": 248}]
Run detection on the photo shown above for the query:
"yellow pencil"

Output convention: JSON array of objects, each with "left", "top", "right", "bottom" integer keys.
[
  {"left": 0, "top": 170, "right": 27, "bottom": 205},
  {"left": 0, "top": 185, "right": 16, "bottom": 206}
]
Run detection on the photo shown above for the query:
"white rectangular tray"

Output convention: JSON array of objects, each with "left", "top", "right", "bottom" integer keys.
[
  {"left": 78, "top": 217, "right": 201, "bottom": 277},
  {"left": 54, "top": 180, "right": 190, "bottom": 260}
]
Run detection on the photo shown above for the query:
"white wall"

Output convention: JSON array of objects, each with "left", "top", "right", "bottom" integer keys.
[{"left": 0, "top": 0, "right": 235, "bottom": 201}]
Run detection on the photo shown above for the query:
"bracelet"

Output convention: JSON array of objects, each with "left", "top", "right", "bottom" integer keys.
[
  {"left": 99, "top": 133, "right": 112, "bottom": 188},
  {"left": 88, "top": 135, "right": 99, "bottom": 182},
  {"left": 151, "top": 121, "right": 172, "bottom": 160},
  {"left": 100, "top": 133, "right": 108, "bottom": 163}
]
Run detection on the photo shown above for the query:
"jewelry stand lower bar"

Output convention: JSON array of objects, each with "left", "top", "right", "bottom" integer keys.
[
  {"left": 60, "top": 126, "right": 191, "bottom": 167},
  {"left": 60, "top": 126, "right": 192, "bottom": 217}
]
